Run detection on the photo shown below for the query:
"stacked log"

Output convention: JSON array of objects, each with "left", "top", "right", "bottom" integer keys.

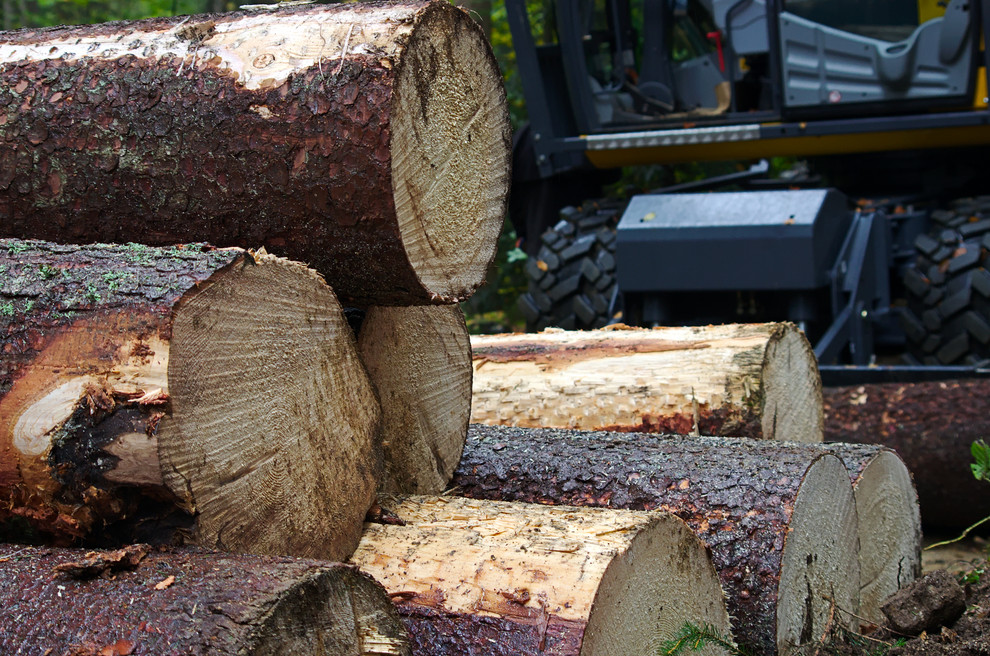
[
  {"left": 349, "top": 494, "right": 733, "bottom": 656},
  {"left": 451, "top": 424, "right": 860, "bottom": 656},
  {"left": 0, "top": 0, "right": 510, "bottom": 306},
  {"left": 825, "top": 443, "right": 922, "bottom": 624},
  {"left": 0, "top": 543, "right": 410, "bottom": 655},
  {"left": 0, "top": 239, "right": 381, "bottom": 561},
  {"left": 357, "top": 304, "right": 473, "bottom": 494},
  {"left": 824, "top": 380, "right": 990, "bottom": 530},
  {"left": 470, "top": 323, "right": 824, "bottom": 442}
]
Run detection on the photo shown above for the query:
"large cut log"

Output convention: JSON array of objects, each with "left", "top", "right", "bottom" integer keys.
[
  {"left": 0, "top": 543, "right": 410, "bottom": 655},
  {"left": 0, "top": 1, "right": 509, "bottom": 306},
  {"left": 451, "top": 424, "right": 860, "bottom": 656},
  {"left": 0, "top": 239, "right": 381, "bottom": 561},
  {"left": 470, "top": 323, "right": 823, "bottom": 442},
  {"left": 825, "top": 443, "right": 921, "bottom": 625},
  {"left": 349, "top": 495, "right": 733, "bottom": 656},
  {"left": 823, "top": 380, "right": 990, "bottom": 530},
  {"left": 357, "top": 304, "right": 472, "bottom": 494}
]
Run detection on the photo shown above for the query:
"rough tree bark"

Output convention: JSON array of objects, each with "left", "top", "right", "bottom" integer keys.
[
  {"left": 357, "top": 304, "right": 472, "bottom": 494},
  {"left": 451, "top": 424, "right": 860, "bottom": 656},
  {"left": 470, "top": 323, "right": 823, "bottom": 442},
  {"left": 349, "top": 495, "right": 733, "bottom": 656},
  {"left": 0, "top": 239, "right": 381, "bottom": 561},
  {"left": 825, "top": 443, "right": 922, "bottom": 624},
  {"left": 823, "top": 380, "right": 990, "bottom": 530},
  {"left": 0, "top": 1, "right": 510, "bottom": 306},
  {"left": 0, "top": 543, "right": 410, "bottom": 655}
]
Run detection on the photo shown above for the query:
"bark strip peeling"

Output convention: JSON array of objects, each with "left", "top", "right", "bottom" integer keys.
[
  {"left": 0, "top": 0, "right": 510, "bottom": 305},
  {"left": 0, "top": 238, "right": 382, "bottom": 562}
]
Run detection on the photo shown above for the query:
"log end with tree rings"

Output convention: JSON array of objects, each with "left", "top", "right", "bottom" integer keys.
[
  {"left": 776, "top": 454, "right": 861, "bottom": 652},
  {"left": 759, "top": 322, "right": 824, "bottom": 443},
  {"left": 357, "top": 304, "right": 472, "bottom": 494},
  {"left": 350, "top": 495, "right": 734, "bottom": 656},
  {"left": 0, "top": 240, "right": 381, "bottom": 561},
  {"left": 0, "top": 1, "right": 510, "bottom": 306},
  {"left": 830, "top": 444, "right": 922, "bottom": 624},
  {"left": 161, "top": 251, "right": 382, "bottom": 561},
  {"left": 390, "top": 2, "right": 511, "bottom": 303}
]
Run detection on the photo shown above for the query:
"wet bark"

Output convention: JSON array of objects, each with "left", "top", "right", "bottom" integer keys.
[
  {"left": 0, "top": 1, "right": 509, "bottom": 305},
  {"left": 451, "top": 424, "right": 857, "bottom": 656},
  {"left": 823, "top": 380, "right": 990, "bottom": 530},
  {"left": 0, "top": 543, "right": 410, "bottom": 655}
]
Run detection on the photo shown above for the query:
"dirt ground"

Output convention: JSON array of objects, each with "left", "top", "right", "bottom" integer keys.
[{"left": 823, "top": 534, "right": 990, "bottom": 656}]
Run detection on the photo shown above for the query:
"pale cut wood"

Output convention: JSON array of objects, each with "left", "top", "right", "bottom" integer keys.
[
  {"left": 452, "top": 425, "right": 861, "bottom": 656},
  {"left": 357, "top": 305, "right": 472, "bottom": 494},
  {"left": 0, "top": 1, "right": 510, "bottom": 305},
  {"left": 470, "top": 323, "right": 823, "bottom": 442},
  {"left": 0, "top": 239, "right": 381, "bottom": 561},
  {"left": 825, "top": 444, "right": 922, "bottom": 624},
  {"left": 0, "top": 544, "right": 410, "bottom": 655},
  {"left": 350, "top": 495, "right": 733, "bottom": 656}
]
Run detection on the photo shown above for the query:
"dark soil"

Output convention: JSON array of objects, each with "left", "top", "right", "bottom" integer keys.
[{"left": 821, "top": 539, "right": 990, "bottom": 656}]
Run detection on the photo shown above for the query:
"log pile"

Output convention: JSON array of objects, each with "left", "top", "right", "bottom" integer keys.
[
  {"left": 0, "top": 543, "right": 410, "bottom": 655},
  {"left": 470, "top": 323, "right": 824, "bottom": 442},
  {"left": 452, "top": 424, "right": 914, "bottom": 655},
  {"left": 0, "top": 0, "right": 510, "bottom": 306},
  {"left": 349, "top": 494, "right": 732, "bottom": 656},
  {"left": 0, "top": 1, "right": 924, "bottom": 652}
]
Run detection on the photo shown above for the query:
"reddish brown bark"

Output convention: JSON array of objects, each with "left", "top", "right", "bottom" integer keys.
[
  {"left": 823, "top": 380, "right": 990, "bottom": 530},
  {"left": 0, "top": 543, "right": 410, "bottom": 655},
  {"left": 451, "top": 424, "right": 850, "bottom": 656},
  {"left": 0, "top": 1, "right": 508, "bottom": 305},
  {"left": 0, "top": 239, "right": 240, "bottom": 543}
]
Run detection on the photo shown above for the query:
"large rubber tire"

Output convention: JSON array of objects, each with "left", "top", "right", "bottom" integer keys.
[
  {"left": 517, "top": 199, "right": 622, "bottom": 331},
  {"left": 901, "top": 197, "right": 990, "bottom": 366}
]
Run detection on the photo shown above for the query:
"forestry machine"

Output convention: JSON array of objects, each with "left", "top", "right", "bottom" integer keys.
[{"left": 507, "top": 0, "right": 990, "bottom": 382}]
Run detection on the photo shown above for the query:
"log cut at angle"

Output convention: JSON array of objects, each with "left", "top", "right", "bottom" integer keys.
[
  {"left": 470, "top": 322, "right": 823, "bottom": 442},
  {"left": 0, "top": 544, "right": 410, "bottom": 655},
  {"left": 349, "top": 494, "right": 733, "bottom": 656},
  {"left": 0, "top": 0, "right": 510, "bottom": 305},
  {"left": 0, "top": 239, "right": 381, "bottom": 561},
  {"left": 453, "top": 424, "right": 861, "bottom": 656}
]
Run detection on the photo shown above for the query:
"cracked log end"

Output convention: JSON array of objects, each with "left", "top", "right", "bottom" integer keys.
[
  {"left": 835, "top": 446, "right": 922, "bottom": 624},
  {"left": 777, "top": 454, "right": 860, "bottom": 653},
  {"left": 357, "top": 304, "right": 472, "bottom": 494},
  {"left": 0, "top": 544, "right": 411, "bottom": 655},
  {"left": 350, "top": 495, "right": 733, "bottom": 656},
  {"left": 760, "top": 322, "right": 823, "bottom": 443}
]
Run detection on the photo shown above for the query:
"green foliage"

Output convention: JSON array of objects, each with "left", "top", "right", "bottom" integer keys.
[
  {"left": 971, "top": 439, "right": 990, "bottom": 483},
  {"left": 1, "top": 0, "right": 254, "bottom": 30},
  {"left": 659, "top": 623, "right": 747, "bottom": 656},
  {"left": 461, "top": 217, "right": 528, "bottom": 334},
  {"left": 0, "top": 301, "right": 13, "bottom": 316},
  {"left": 926, "top": 439, "right": 990, "bottom": 550}
]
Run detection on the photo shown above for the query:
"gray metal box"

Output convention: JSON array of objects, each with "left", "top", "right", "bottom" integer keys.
[{"left": 615, "top": 189, "right": 851, "bottom": 291}]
